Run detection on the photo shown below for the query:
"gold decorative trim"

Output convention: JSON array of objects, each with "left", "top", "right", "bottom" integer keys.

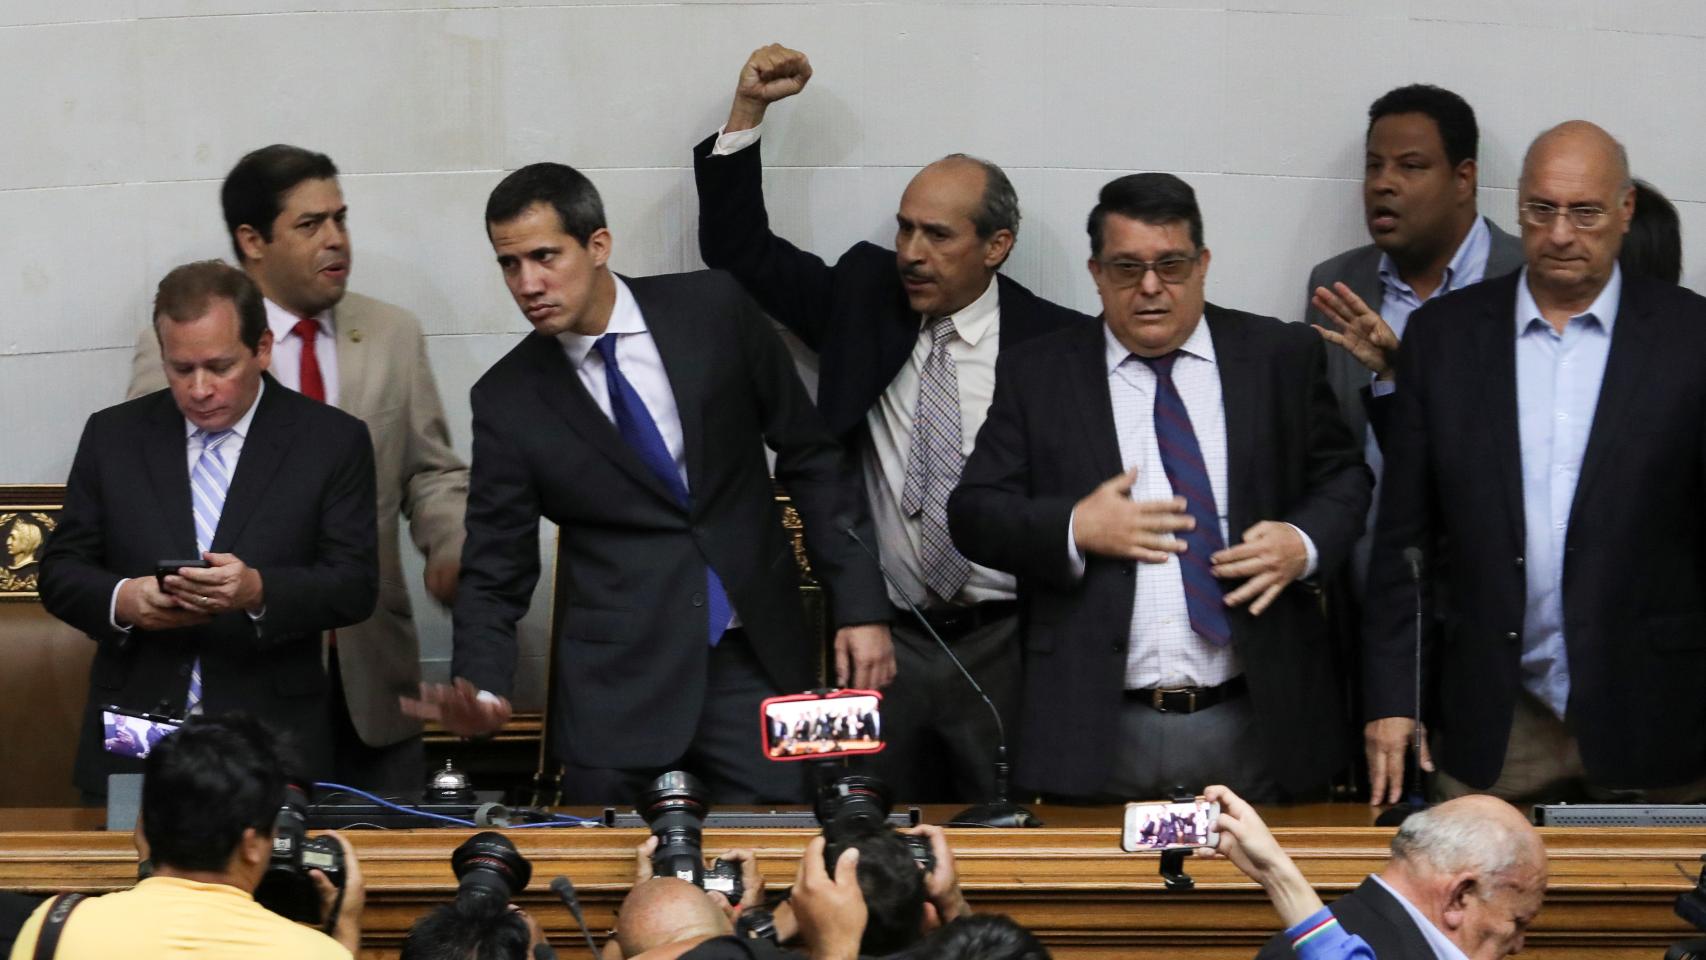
[{"left": 0, "top": 486, "right": 62, "bottom": 601}]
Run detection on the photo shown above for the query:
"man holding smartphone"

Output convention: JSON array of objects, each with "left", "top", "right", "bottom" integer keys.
[{"left": 40, "top": 261, "right": 378, "bottom": 799}]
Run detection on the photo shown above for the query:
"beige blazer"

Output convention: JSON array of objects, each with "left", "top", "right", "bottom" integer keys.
[{"left": 129, "top": 291, "right": 468, "bottom": 746}]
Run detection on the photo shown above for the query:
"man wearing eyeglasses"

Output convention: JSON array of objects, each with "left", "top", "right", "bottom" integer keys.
[
  {"left": 948, "top": 173, "right": 1370, "bottom": 802},
  {"left": 1364, "top": 121, "right": 1706, "bottom": 804}
]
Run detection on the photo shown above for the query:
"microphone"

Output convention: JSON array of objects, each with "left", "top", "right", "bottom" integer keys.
[
  {"left": 549, "top": 876, "right": 600, "bottom": 959},
  {"left": 843, "top": 524, "right": 1042, "bottom": 828},
  {"left": 1376, "top": 546, "right": 1429, "bottom": 828}
]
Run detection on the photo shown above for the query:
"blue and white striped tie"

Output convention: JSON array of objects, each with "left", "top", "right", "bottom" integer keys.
[{"left": 185, "top": 429, "right": 233, "bottom": 715}]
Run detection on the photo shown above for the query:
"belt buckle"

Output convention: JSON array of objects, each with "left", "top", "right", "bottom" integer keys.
[{"left": 1151, "top": 687, "right": 1197, "bottom": 713}]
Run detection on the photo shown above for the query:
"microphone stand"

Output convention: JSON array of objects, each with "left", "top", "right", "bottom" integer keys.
[{"left": 844, "top": 526, "right": 1041, "bottom": 828}]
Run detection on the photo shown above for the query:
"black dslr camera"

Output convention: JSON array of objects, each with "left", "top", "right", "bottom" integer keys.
[
  {"left": 254, "top": 784, "right": 346, "bottom": 926},
  {"left": 638, "top": 771, "right": 744, "bottom": 904},
  {"left": 452, "top": 831, "right": 534, "bottom": 914},
  {"left": 813, "top": 774, "right": 935, "bottom": 873}
]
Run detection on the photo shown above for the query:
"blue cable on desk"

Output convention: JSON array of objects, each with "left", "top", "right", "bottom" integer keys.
[{"left": 311, "top": 781, "right": 601, "bottom": 828}]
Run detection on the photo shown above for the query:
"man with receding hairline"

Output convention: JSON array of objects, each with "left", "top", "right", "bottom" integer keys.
[
  {"left": 1364, "top": 120, "right": 1706, "bottom": 804},
  {"left": 1257, "top": 794, "right": 1547, "bottom": 960},
  {"left": 693, "top": 43, "right": 1089, "bottom": 803}
]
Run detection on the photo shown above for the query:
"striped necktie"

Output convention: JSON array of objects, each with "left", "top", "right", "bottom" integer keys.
[
  {"left": 1135, "top": 352, "right": 1232, "bottom": 646},
  {"left": 185, "top": 428, "right": 233, "bottom": 715}
]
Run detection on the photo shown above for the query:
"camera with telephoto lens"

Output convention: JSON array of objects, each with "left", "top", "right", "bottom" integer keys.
[
  {"left": 813, "top": 774, "right": 935, "bottom": 874},
  {"left": 638, "top": 771, "right": 744, "bottom": 904},
  {"left": 452, "top": 831, "right": 533, "bottom": 914},
  {"left": 254, "top": 783, "right": 346, "bottom": 926}
]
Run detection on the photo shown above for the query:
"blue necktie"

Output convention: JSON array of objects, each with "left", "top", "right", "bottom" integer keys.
[
  {"left": 1136, "top": 353, "right": 1232, "bottom": 647},
  {"left": 594, "top": 334, "right": 731, "bottom": 646},
  {"left": 186, "top": 428, "right": 233, "bottom": 714}
]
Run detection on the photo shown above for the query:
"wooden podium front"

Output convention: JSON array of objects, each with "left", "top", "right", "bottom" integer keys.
[{"left": 0, "top": 806, "right": 1700, "bottom": 959}]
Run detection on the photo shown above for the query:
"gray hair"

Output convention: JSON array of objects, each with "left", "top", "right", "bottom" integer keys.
[
  {"left": 940, "top": 153, "right": 1021, "bottom": 240},
  {"left": 1390, "top": 804, "right": 1534, "bottom": 893}
]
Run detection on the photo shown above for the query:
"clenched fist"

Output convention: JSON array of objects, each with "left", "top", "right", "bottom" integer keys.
[{"left": 727, "top": 43, "right": 813, "bottom": 132}]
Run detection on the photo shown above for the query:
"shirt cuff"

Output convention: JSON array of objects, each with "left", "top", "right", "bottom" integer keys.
[
  {"left": 109, "top": 580, "right": 134, "bottom": 634},
  {"left": 1369, "top": 375, "right": 1396, "bottom": 398},
  {"left": 711, "top": 123, "right": 763, "bottom": 157},
  {"left": 1066, "top": 509, "right": 1087, "bottom": 580},
  {"left": 1284, "top": 523, "right": 1319, "bottom": 579},
  {"left": 1287, "top": 908, "right": 1373, "bottom": 960}
]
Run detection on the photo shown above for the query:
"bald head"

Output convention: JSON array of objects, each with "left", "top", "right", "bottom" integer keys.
[
  {"left": 1391, "top": 795, "right": 1544, "bottom": 878},
  {"left": 1517, "top": 120, "right": 1635, "bottom": 313},
  {"left": 1383, "top": 796, "right": 1547, "bottom": 959},
  {"left": 893, "top": 153, "right": 1018, "bottom": 318},
  {"left": 615, "top": 878, "right": 732, "bottom": 958},
  {"left": 1520, "top": 120, "right": 1630, "bottom": 192}
]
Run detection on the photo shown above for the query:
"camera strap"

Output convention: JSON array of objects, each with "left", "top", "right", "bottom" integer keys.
[{"left": 32, "top": 893, "right": 87, "bottom": 960}]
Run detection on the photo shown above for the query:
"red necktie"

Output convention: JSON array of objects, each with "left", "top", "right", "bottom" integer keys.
[
  {"left": 291, "top": 316, "right": 336, "bottom": 650},
  {"left": 293, "top": 317, "right": 326, "bottom": 402}
]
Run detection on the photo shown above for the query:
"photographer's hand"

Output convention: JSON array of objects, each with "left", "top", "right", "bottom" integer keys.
[
  {"left": 903, "top": 824, "right": 969, "bottom": 925},
  {"left": 310, "top": 831, "right": 364, "bottom": 955},
  {"left": 631, "top": 835, "right": 660, "bottom": 884},
  {"left": 715, "top": 848, "right": 767, "bottom": 910},
  {"left": 791, "top": 836, "right": 864, "bottom": 960}
]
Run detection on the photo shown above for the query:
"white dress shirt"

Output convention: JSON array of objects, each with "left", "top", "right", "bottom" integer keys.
[
  {"left": 1369, "top": 874, "right": 1471, "bottom": 960},
  {"left": 1066, "top": 320, "right": 1317, "bottom": 689},
  {"left": 264, "top": 299, "right": 340, "bottom": 407},
  {"left": 556, "top": 276, "right": 736, "bottom": 628},
  {"left": 109, "top": 380, "right": 267, "bottom": 631}
]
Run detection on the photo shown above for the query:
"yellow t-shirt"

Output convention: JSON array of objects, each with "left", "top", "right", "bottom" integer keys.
[{"left": 8, "top": 876, "right": 349, "bottom": 960}]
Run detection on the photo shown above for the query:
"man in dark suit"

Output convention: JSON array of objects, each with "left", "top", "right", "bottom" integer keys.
[
  {"left": 404, "top": 163, "right": 890, "bottom": 804},
  {"left": 693, "top": 43, "right": 1090, "bottom": 802},
  {"left": 1365, "top": 121, "right": 1706, "bottom": 804},
  {"left": 40, "top": 261, "right": 378, "bottom": 797},
  {"left": 948, "top": 174, "right": 1370, "bottom": 801},
  {"left": 1255, "top": 794, "right": 1546, "bottom": 960},
  {"left": 1301, "top": 85, "right": 1525, "bottom": 805}
]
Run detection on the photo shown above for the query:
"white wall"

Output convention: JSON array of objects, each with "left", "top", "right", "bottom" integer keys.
[{"left": 5, "top": 0, "right": 1705, "bottom": 687}]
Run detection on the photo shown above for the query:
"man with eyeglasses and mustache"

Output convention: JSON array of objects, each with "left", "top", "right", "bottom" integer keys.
[
  {"left": 692, "top": 44, "right": 1089, "bottom": 804},
  {"left": 948, "top": 173, "right": 1370, "bottom": 802},
  {"left": 1364, "top": 121, "right": 1706, "bottom": 805}
]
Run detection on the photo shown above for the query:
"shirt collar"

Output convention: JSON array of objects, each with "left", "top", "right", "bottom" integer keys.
[
  {"left": 183, "top": 378, "right": 265, "bottom": 441},
  {"left": 1377, "top": 215, "right": 1494, "bottom": 299},
  {"left": 924, "top": 275, "right": 1001, "bottom": 347},
  {"left": 264, "top": 297, "right": 334, "bottom": 341},
  {"left": 1514, "top": 263, "right": 1622, "bottom": 338},
  {"left": 1370, "top": 874, "right": 1471, "bottom": 960},
  {"left": 1102, "top": 314, "right": 1215, "bottom": 374},
  {"left": 559, "top": 275, "right": 643, "bottom": 368}
]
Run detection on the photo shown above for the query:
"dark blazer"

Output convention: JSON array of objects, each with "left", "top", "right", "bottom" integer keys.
[
  {"left": 40, "top": 376, "right": 379, "bottom": 794},
  {"left": 1303, "top": 217, "right": 1524, "bottom": 445},
  {"left": 946, "top": 308, "right": 1371, "bottom": 797},
  {"left": 1365, "top": 271, "right": 1706, "bottom": 789},
  {"left": 1255, "top": 877, "right": 1436, "bottom": 960},
  {"left": 451, "top": 270, "right": 889, "bottom": 770},
  {"left": 692, "top": 133, "right": 1091, "bottom": 442}
]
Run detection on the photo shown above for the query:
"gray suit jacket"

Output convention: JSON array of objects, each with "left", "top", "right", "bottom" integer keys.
[
  {"left": 129, "top": 291, "right": 468, "bottom": 747},
  {"left": 1303, "top": 217, "right": 1524, "bottom": 444}
]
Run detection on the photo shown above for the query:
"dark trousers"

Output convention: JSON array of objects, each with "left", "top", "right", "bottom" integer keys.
[
  {"left": 1098, "top": 689, "right": 1280, "bottom": 803},
  {"left": 327, "top": 652, "right": 424, "bottom": 797},
  {"left": 863, "top": 611, "right": 1020, "bottom": 803},
  {"left": 558, "top": 630, "right": 806, "bottom": 806}
]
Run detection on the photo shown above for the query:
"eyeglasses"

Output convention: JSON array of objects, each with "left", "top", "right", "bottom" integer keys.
[
  {"left": 1519, "top": 202, "right": 1609, "bottom": 231},
  {"left": 1097, "top": 253, "right": 1201, "bottom": 287}
]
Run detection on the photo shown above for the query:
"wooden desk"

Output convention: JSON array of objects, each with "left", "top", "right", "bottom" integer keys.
[{"left": 0, "top": 806, "right": 1699, "bottom": 959}]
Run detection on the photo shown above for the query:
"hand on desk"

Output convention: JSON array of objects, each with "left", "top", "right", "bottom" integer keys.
[
  {"left": 399, "top": 678, "right": 511, "bottom": 738},
  {"left": 1365, "top": 716, "right": 1433, "bottom": 806}
]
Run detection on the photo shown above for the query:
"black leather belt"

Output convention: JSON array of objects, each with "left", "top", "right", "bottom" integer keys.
[
  {"left": 893, "top": 600, "right": 1018, "bottom": 638},
  {"left": 1125, "top": 675, "right": 1247, "bottom": 714}
]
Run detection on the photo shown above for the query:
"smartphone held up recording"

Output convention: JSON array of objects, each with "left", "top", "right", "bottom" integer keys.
[
  {"left": 760, "top": 689, "right": 884, "bottom": 761},
  {"left": 1121, "top": 796, "right": 1220, "bottom": 852}
]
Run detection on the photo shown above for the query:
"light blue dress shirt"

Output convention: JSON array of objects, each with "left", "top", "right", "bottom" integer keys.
[{"left": 1513, "top": 265, "right": 1622, "bottom": 719}]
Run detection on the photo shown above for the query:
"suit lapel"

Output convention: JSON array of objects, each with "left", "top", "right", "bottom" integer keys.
[
  {"left": 627, "top": 276, "right": 706, "bottom": 505},
  {"left": 1205, "top": 308, "right": 1257, "bottom": 533},
  {"left": 1474, "top": 277, "right": 1526, "bottom": 548},
  {"left": 211, "top": 376, "right": 293, "bottom": 552},
  {"left": 523, "top": 330, "right": 683, "bottom": 511},
  {"left": 1572, "top": 280, "right": 1655, "bottom": 519},
  {"left": 142, "top": 394, "right": 199, "bottom": 556},
  {"left": 1067, "top": 322, "right": 1124, "bottom": 480}
]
